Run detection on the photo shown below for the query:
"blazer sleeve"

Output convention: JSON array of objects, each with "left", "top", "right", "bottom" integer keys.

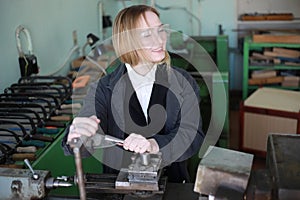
[
  {"left": 61, "top": 81, "right": 98, "bottom": 156},
  {"left": 153, "top": 68, "right": 204, "bottom": 165}
]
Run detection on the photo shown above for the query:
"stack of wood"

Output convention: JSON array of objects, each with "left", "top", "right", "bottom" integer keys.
[
  {"left": 250, "top": 28, "right": 300, "bottom": 44},
  {"left": 248, "top": 47, "right": 300, "bottom": 86},
  {"left": 250, "top": 47, "right": 300, "bottom": 66},
  {"left": 248, "top": 71, "right": 300, "bottom": 87},
  {"left": 264, "top": 47, "right": 300, "bottom": 66},
  {"left": 240, "top": 13, "right": 294, "bottom": 21},
  {"left": 248, "top": 69, "right": 282, "bottom": 85},
  {"left": 282, "top": 76, "right": 300, "bottom": 87}
]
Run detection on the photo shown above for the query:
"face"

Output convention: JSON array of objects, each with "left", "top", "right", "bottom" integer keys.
[{"left": 136, "top": 11, "right": 169, "bottom": 64}]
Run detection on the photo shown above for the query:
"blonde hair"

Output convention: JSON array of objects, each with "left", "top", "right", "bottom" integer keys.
[{"left": 112, "top": 5, "right": 170, "bottom": 66}]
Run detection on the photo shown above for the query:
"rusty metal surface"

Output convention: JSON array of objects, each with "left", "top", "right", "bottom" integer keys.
[
  {"left": 194, "top": 146, "right": 254, "bottom": 196},
  {"left": 69, "top": 137, "right": 86, "bottom": 200},
  {"left": 0, "top": 167, "right": 50, "bottom": 200},
  {"left": 267, "top": 133, "right": 300, "bottom": 199},
  {"left": 245, "top": 169, "right": 272, "bottom": 200},
  {"left": 84, "top": 173, "right": 167, "bottom": 199}
]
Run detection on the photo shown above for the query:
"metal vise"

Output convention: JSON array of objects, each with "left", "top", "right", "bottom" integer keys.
[{"left": 116, "top": 152, "right": 163, "bottom": 191}]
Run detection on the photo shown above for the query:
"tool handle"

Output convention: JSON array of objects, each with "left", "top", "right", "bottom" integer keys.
[
  {"left": 16, "top": 146, "right": 37, "bottom": 153},
  {"left": 60, "top": 103, "right": 82, "bottom": 110},
  {"left": 104, "top": 135, "right": 124, "bottom": 144},
  {"left": 37, "top": 127, "right": 59, "bottom": 134},
  {"left": 45, "top": 121, "right": 66, "bottom": 128},
  {"left": 50, "top": 115, "right": 72, "bottom": 121},
  {"left": 12, "top": 153, "right": 36, "bottom": 161},
  {"left": 22, "top": 140, "right": 45, "bottom": 147},
  {"left": 29, "top": 134, "right": 53, "bottom": 142}
]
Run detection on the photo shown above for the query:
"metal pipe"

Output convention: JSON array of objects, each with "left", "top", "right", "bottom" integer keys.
[
  {"left": 155, "top": 3, "right": 201, "bottom": 35},
  {"left": 15, "top": 25, "right": 33, "bottom": 57},
  {"left": 98, "top": 0, "right": 103, "bottom": 41},
  {"left": 140, "top": 153, "right": 150, "bottom": 166},
  {"left": 69, "top": 137, "right": 86, "bottom": 200},
  {"left": 73, "top": 145, "right": 86, "bottom": 200}
]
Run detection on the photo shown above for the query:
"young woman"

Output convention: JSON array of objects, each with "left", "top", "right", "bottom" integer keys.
[{"left": 62, "top": 4, "right": 204, "bottom": 183}]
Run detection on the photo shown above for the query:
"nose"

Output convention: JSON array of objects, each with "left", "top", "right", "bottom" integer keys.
[{"left": 151, "top": 32, "right": 163, "bottom": 46}]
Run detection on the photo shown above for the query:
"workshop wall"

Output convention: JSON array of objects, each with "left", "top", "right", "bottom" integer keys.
[
  {"left": 1, "top": 0, "right": 298, "bottom": 92},
  {"left": 0, "top": 0, "right": 101, "bottom": 92},
  {"left": 0, "top": 0, "right": 238, "bottom": 92}
]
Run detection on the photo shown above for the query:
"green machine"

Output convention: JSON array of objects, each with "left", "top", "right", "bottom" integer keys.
[
  {"left": 170, "top": 34, "right": 229, "bottom": 145},
  {"left": 31, "top": 128, "right": 103, "bottom": 197},
  {"left": 169, "top": 34, "right": 229, "bottom": 181}
]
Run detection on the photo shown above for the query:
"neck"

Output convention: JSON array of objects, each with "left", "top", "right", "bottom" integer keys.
[{"left": 132, "top": 62, "right": 154, "bottom": 76}]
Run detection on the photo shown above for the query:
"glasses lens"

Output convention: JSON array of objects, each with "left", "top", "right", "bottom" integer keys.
[{"left": 138, "top": 24, "right": 170, "bottom": 47}]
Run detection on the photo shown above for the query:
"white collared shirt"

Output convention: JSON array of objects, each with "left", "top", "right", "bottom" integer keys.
[{"left": 125, "top": 63, "right": 157, "bottom": 121}]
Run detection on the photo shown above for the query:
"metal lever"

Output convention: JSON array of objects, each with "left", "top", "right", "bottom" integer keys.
[
  {"left": 24, "top": 158, "right": 39, "bottom": 180},
  {"left": 69, "top": 138, "right": 86, "bottom": 200},
  {"left": 104, "top": 135, "right": 124, "bottom": 144}
]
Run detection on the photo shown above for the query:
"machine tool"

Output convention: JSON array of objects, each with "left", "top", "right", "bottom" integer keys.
[
  {"left": 0, "top": 159, "right": 72, "bottom": 200},
  {"left": 69, "top": 135, "right": 166, "bottom": 200}
]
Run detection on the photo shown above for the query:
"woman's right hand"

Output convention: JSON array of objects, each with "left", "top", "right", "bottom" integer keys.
[{"left": 67, "top": 115, "right": 100, "bottom": 143}]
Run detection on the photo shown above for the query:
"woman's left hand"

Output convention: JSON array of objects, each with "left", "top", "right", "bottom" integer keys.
[{"left": 123, "top": 133, "right": 159, "bottom": 154}]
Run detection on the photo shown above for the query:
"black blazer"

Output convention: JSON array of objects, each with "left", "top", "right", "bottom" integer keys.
[{"left": 62, "top": 63, "right": 204, "bottom": 182}]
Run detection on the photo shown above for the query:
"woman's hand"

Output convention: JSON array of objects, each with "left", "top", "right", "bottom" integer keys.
[
  {"left": 67, "top": 115, "right": 100, "bottom": 143},
  {"left": 123, "top": 133, "right": 159, "bottom": 154}
]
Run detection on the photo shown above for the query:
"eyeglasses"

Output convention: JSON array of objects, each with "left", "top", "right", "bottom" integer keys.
[{"left": 137, "top": 24, "right": 170, "bottom": 47}]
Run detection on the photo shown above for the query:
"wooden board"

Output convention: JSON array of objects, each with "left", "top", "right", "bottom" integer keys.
[
  {"left": 243, "top": 112, "right": 297, "bottom": 152},
  {"left": 253, "top": 34, "right": 300, "bottom": 44},
  {"left": 240, "top": 88, "right": 300, "bottom": 156},
  {"left": 241, "top": 13, "right": 294, "bottom": 21}
]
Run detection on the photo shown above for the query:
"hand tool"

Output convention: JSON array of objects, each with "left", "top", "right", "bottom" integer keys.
[
  {"left": 16, "top": 146, "right": 37, "bottom": 153},
  {"left": 0, "top": 119, "right": 53, "bottom": 142},
  {"left": 82, "top": 134, "right": 124, "bottom": 150},
  {"left": 0, "top": 103, "right": 47, "bottom": 122},
  {"left": 50, "top": 115, "right": 72, "bottom": 121},
  {"left": 0, "top": 93, "right": 59, "bottom": 110},
  {"left": 6, "top": 84, "right": 64, "bottom": 101},
  {"left": 12, "top": 153, "right": 36, "bottom": 161},
  {"left": 0, "top": 140, "right": 36, "bottom": 164},
  {"left": 18, "top": 75, "right": 73, "bottom": 96},
  {"left": 60, "top": 103, "right": 82, "bottom": 110}
]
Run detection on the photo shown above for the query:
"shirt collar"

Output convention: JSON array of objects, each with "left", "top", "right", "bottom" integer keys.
[{"left": 125, "top": 63, "right": 157, "bottom": 87}]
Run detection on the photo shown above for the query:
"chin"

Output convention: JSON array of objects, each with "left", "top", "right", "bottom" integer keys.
[{"left": 149, "top": 53, "right": 165, "bottom": 63}]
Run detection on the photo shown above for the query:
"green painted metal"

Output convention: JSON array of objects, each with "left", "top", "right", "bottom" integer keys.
[
  {"left": 32, "top": 129, "right": 103, "bottom": 197},
  {"left": 212, "top": 72, "right": 229, "bottom": 148},
  {"left": 242, "top": 36, "right": 300, "bottom": 100},
  {"left": 243, "top": 37, "right": 250, "bottom": 100},
  {"left": 216, "top": 35, "right": 229, "bottom": 73}
]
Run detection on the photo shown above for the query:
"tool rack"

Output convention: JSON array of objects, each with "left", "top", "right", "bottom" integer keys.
[
  {"left": 0, "top": 76, "right": 71, "bottom": 166},
  {"left": 0, "top": 75, "right": 103, "bottom": 197}
]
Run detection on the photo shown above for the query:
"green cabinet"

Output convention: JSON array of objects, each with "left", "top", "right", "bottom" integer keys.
[{"left": 242, "top": 36, "right": 300, "bottom": 100}]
